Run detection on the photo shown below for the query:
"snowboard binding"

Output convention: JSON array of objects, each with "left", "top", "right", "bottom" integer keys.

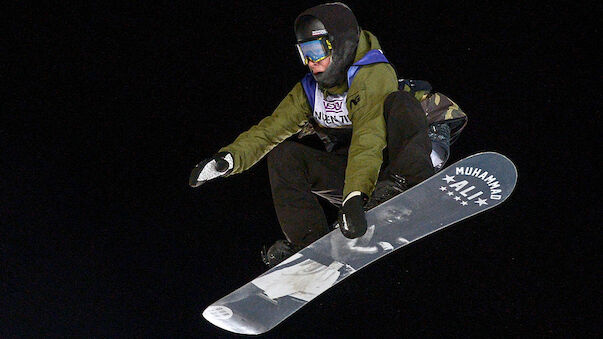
[
  {"left": 365, "top": 174, "right": 408, "bottom": 210},
  {"left": 261, "top": 240, "right": 301, "bottom": 268}
]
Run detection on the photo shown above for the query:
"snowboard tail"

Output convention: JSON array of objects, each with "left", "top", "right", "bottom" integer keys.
[{"left": 202, "top": 152, "right": 518, "bottom": 334}]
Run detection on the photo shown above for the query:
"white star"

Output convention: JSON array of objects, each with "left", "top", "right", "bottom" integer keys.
[
  {"left": 461, "top": 201, "right": 468, "bottom": 206},
  {"left": 439, "top": 186, "right": 447, "bottom": 191},
  {"left": 475, "top": 198, "right": 488, "bottom": 206},
  {"left": 454, "top": 196, "right": 461, "bottom": 201},
  {"left": 442, "top": 175, "right": 456, "bottom": 183},
  {"left": 447, "top": 191, "right": 454, "bottom": 196}
]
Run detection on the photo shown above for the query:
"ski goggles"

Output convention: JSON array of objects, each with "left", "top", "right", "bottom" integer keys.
[{"left": 295, "top": 37, "right": 332, "bottom": 65}]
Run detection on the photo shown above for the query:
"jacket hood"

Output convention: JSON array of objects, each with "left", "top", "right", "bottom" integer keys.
[{"left": 295, "top": 3, "right": 360, "bottom": 88}]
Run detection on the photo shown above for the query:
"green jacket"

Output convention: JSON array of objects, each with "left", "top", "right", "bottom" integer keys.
[{"left": 220, "top": 30, "right": 398, "bottom": 197}]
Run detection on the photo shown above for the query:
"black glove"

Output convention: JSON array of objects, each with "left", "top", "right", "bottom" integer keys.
[
  {"left": 338, "top": 192, "right": 368, "bottom": 239},
  {"left": 188, "top": 152, "right": 233, "bottom": 188}
]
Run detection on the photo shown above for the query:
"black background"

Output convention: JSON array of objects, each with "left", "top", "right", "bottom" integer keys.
[{"left": 2, "top": 1, "right": 598, "bottom": 337}]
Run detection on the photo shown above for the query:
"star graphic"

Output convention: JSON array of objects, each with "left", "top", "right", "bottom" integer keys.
[
  {"left": 447, "top": 191, "right": 454, "bottom": 196},
  {"left": 454, "top": 196, "right": 461, "bottom": 201},
  {"left": 442, "top": 175, "right": 456, "bottom": 183},
  {"left": 439, "top": 186, "right": 447, "bottom": 191},
  {"left": 475, "top": 198, "right": 488, "bottom": 206},
  {"left": 461, "top": 201, "right": 468, "bottom": 206}
]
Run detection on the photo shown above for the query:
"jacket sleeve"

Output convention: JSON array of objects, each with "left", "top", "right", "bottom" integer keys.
[
  {"left": 219, "top": 82, "right": 310, "bottom": 174},
  {"left": 343, "top": 63, "right": 398, "bottom": 197}
]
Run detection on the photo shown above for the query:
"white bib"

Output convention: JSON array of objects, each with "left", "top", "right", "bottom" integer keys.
[{"left": 313, "top": 86, "right": 351, "bottom": 128}]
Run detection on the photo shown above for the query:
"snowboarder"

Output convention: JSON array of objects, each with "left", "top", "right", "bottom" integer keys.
[{"left": 189, "top": 3, "right": 437, "bottom": 267}]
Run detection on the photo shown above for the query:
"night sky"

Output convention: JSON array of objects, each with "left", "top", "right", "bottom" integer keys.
[{"left": 3, "top": 1, "right": 598, "bottom": 337}]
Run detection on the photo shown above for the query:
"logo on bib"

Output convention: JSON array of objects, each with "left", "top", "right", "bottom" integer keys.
[{"left": 313, "top": 87, "right": 352, "bottom": 128}]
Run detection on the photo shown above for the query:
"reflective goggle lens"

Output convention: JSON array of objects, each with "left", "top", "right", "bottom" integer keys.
[{"left": 296, "top": 38, "right": 331, "bottom": 65}]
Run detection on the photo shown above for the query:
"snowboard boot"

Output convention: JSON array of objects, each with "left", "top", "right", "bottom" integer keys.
[
  {"left": 365, "top": 174, "right": 409, "bottom": 210},
  {"left": 261, "top": 240, "right": 302, "bottom": 268}
]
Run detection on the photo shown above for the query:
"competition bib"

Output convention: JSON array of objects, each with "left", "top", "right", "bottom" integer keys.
[{"left": 313, "top": 87, "right": 351, "bottom": 128}]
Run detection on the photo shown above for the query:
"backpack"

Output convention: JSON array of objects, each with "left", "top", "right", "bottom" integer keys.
[
  {"left": 398, "top": 79, "right": 468, "bottom": 169},
  {"left": 398, "top": 79, "right": 467, "bottom": 144}
]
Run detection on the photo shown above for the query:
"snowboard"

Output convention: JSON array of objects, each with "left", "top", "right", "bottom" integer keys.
[{"left": 202, "top": 152, "right": 517, "bottom": 335}]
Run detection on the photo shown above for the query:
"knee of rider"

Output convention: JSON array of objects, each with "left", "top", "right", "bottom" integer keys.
[
  {"left": 395, "top": 91, "right": 423, "bottom": 113},
  {"left": 387, "top": 92, "right": 427, "bottom": 128}
]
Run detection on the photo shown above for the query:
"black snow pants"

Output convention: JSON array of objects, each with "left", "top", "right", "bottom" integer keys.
[{"left": 267, "top": 90, "right": 434, "bottom": 247}]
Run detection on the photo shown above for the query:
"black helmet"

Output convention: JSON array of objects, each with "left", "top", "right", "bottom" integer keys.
[{"left": 295, "top": 15, "right": 329, "bottom": 42}]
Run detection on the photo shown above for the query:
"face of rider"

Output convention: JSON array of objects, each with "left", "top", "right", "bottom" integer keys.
[{"left": 308, "top": 56, "right": 331, "bottom": 75}]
